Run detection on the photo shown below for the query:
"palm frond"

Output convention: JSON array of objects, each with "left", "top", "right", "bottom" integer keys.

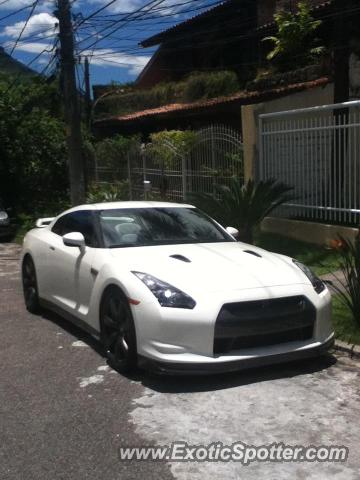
[
  {"left": 189, "top": 177, "right": 294, "bottom": 244},
  {"left": 331, "top": 235, "right": 360, "bottom": 327}
]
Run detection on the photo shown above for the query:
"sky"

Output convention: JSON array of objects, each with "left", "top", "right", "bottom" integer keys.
[{"left": 0, "top": 0, "right": 221, "bottom": 87}]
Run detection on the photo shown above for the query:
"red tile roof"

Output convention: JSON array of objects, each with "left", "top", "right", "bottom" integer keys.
[{"left": 95, "top": 77, "right": 330, "bottom": 126}]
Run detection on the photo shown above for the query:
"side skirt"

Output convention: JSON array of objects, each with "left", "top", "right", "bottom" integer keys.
[{"left": 39, "top": 298, "right": 100, "bottom": 340}]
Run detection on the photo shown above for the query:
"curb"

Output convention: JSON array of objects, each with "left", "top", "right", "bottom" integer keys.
[{"left": 334, "top": 340, "right": 360, "bottom": 359}]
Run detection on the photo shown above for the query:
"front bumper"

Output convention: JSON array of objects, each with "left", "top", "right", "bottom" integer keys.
[
  {"left": 139, "top": 334, "right": 335, "bottom": 375},
  {"left": 133, "top": 283, "right": 334, "bottom": 374}
]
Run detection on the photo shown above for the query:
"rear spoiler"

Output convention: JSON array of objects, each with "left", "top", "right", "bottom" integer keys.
[{"left": 35, "top": 217, "right": 54, "bottom": 228}]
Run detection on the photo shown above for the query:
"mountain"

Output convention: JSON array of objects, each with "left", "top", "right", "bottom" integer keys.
[{"left": 0, "top": 47, "right": 36, "bottom": 79}]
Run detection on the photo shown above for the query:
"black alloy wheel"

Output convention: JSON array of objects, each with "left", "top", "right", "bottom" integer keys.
[
  {"left": 101, "top": 287, "right": 137, "bottom": 373},
  {"left": 22, "top": 256, "right": 40, "bottom": 314}
]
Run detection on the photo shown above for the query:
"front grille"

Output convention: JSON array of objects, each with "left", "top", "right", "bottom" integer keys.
[{"left": 214, "top": 296, "right": 316, "bottom": 355}]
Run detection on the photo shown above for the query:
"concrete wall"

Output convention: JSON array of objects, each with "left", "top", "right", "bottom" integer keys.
[
  {"left": 241, "top": 83, "right": 334, "bottom": 181},
  {"left": 262, "top": 217, "right": 359, "bottom": 247}
]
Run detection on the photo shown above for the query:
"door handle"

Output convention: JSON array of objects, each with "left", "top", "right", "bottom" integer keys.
[{"left": 49, "top": 246, "right": 55, "bottom": 251}]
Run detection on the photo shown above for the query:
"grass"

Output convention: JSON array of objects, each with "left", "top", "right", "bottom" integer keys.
[
  {"left": 332, "top": 295, "right": 360, "bottom": 345},
  {"left": 255, "top": 232, "right": 342, "bottom": 276}
]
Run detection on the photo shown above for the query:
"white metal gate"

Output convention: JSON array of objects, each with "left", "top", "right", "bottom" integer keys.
[
  {"left": 259, "top": 101, "right": 360, "bottom": 225},
  {"left": 130, "top": 124, "right": 243, "bottom": 201}
]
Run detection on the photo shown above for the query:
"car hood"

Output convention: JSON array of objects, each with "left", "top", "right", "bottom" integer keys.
[{"left": 109, "top": 242, "right": 308, "bottom": 294}]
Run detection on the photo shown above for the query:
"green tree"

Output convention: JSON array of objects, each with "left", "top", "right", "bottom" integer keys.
[
  {"left": 146, "top": 130, "right": 198, "bottom": 199},
  {"left": 147, "top": 130, "right": 198, "bottom": 170},
  {"left": 94, "top": 134, "right": 139, "bottom": 176},
  {"left": 263, "top": 1, "right": 325, "bottom": 71},
  {"left": 0, "top": 78, "right": 68, "bottom": 214}
]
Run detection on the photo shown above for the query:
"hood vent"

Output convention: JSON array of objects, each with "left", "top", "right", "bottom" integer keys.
[
  {"left": 243, "top": 250, "right": 262, "bottom": 258},
  {"left": 170, "top": 254, "right": 191, "bottom": 263}
]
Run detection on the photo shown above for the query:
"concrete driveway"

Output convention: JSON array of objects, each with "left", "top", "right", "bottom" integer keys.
[{"left": 1, "top": 243, "right": 360, "bottom": 480}]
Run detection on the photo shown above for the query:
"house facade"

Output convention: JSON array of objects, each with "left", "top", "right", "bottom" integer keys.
[
  {"left": 93, "top": 0, "right": 359, "bottom": 137},
  {"left": 136, "top": 0, "right": 333, "bottom": 89},
  {"left": 136, "top": 0, "right": 257, "bottom": 88}
]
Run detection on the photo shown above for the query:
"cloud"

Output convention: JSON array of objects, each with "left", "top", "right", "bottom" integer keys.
[
  {"left": 82, "top": 49, "right": 150, "bottom": 75},
  {"left": 0, "top": 0, "right": 53, "bottom": 11},
  {"left": 1, "top": 12, "right": 58, "bottom": 39},
  {"left": 4, "top": 40, "right": 54, "bottom": 54},
  {"left": 3, "top": 38, "right": 150, "bottom": 76}
]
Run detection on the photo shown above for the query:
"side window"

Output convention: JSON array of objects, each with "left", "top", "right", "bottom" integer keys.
[
  {"left": 52, "top": 211, "right": 98, "bottom": 247},
  {"left": 52, "top": 215, "right": 68, "bottom": 236}
]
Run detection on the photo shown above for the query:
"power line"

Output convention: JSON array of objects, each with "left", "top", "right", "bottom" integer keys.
[
  {"left": 9, "top": 0, "right": 39, "bottom": 56},
  {"left": 76, "top": 0, "right": 120, "bottom": 27},
  {"left": 83, "top": 1, "right": 360, "bottom": 61},
  {"left": 85, "top": 0, "right": 216, "bottom": 22},
  {"left": 0, "top": 0, "right": 16, "bottom": 7},
  {"left": 4, "top": 39, "right": 58, "bottom": 94},
  {"left": 5, "top": 26, "right": 58, "bottom": 49},
  {"left": 77, "top": 0, "right": 169, "bottom": 52},
  {"left": 0, "top": 2, "right": 34, "bottom": 22},
  {"left": 38, "top": 42, "right": 59, "bottom": 76},
  {"left": 77, "top": 0, "right": 255, "bottom": 56},
  {"left": 76, "top": 0, "right": 223, "bottom": 45},
  {"left": 83, "top": 9, "right": 257, "bottom": 57},
  {"left": 80, "top": 0, "right": 227, "bottom": 49}
]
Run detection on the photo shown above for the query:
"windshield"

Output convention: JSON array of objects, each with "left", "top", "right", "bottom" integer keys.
[{"left": 99, "top": 207, "right": 234, "bottom": 248}]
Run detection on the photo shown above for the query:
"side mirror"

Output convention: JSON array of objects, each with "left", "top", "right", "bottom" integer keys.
[
  {"left": 226, "top": 226, "right": 239, "bottom": 239},
  {"left": 63, "top": 232, "right": 85, "bottom": 249}
]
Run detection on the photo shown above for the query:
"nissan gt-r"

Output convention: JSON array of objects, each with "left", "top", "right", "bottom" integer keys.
[{"left": 21, "top": 202, "right": 334, "bottom": 374}]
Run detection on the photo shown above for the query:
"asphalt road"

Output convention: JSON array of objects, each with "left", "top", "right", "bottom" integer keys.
[{"left": 1, "top": 243, "right": 360, "bottom": 480}]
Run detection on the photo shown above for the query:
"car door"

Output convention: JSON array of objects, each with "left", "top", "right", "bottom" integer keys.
[{"left": 46, "top": 210, "right": 99, "bottom": 319}]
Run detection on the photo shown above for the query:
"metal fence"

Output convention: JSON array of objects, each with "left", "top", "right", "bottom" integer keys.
[
  {"left": 130, "top": 124, "right": 244, "bottom": 201},
  {"left": 259, "top": 100, "right": 360, "bottom": 225}
]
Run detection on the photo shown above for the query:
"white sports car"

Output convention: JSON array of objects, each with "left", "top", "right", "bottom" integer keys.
[{"left": 21, "top": 201, "right": 334, "bottom": 374}]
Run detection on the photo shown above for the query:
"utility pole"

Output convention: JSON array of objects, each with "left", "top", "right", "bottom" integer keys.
[
  {"left": 84, "top": 56, "right": 92, "bottom": 127},
  {"left": 56, "top": 0, "right": 85, "bottom": 206},
  {"left": 333, "top": 3, "right": 350, "bottom": 104}
]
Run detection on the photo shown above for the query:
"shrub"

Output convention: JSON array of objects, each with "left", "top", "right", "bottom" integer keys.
[
  {"left": 95, "top": 135, "right": 139, "bottom": 169},
  {"left": 190, "top": 177, "right": 294, "bottom": 244},
  {"left": 331, "top": 235, "right": 360, "bottom": 330},
  {"left": 95, "top": 71, "right": 240, "bottom": 118},
  {"left": 96, "top": 83, "right": 178, "bottom": 118},
  {"left": 263, "top": 1, "right": 325, "bottom": 72},
  {"left": 147, "top": 130, "right": 198, "bottom": 170},
  {"left": 184, "top": 71, "right": 240, "bottom": 102},
  {"left": 86, "top": 181, "right": 130, "bottom": 203},
  {"left": 144, "top": 130, "right": 198, "bottom": 198}
]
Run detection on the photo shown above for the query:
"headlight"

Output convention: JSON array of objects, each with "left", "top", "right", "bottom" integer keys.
[
  {"left": 292, "top": 259, "right": 326, "bottom": 294},
  {"left": 0, "top": 211, "right": 9, "bottom": 224},
  {"left": 132, "top": 272, "right": 196, "bottom": 309}
]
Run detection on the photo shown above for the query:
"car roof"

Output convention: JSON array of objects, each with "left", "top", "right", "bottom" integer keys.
[{"left": 61, "top": 201, "right": 195, "bottom": 215}]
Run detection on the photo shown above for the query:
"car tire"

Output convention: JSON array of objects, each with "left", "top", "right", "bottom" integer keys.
[
  {"left": 22, "top": 256, "right": 41, "bottom": 314},
  {"left": 100, "top": 287, "right": 138, "bottom": 373}
]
